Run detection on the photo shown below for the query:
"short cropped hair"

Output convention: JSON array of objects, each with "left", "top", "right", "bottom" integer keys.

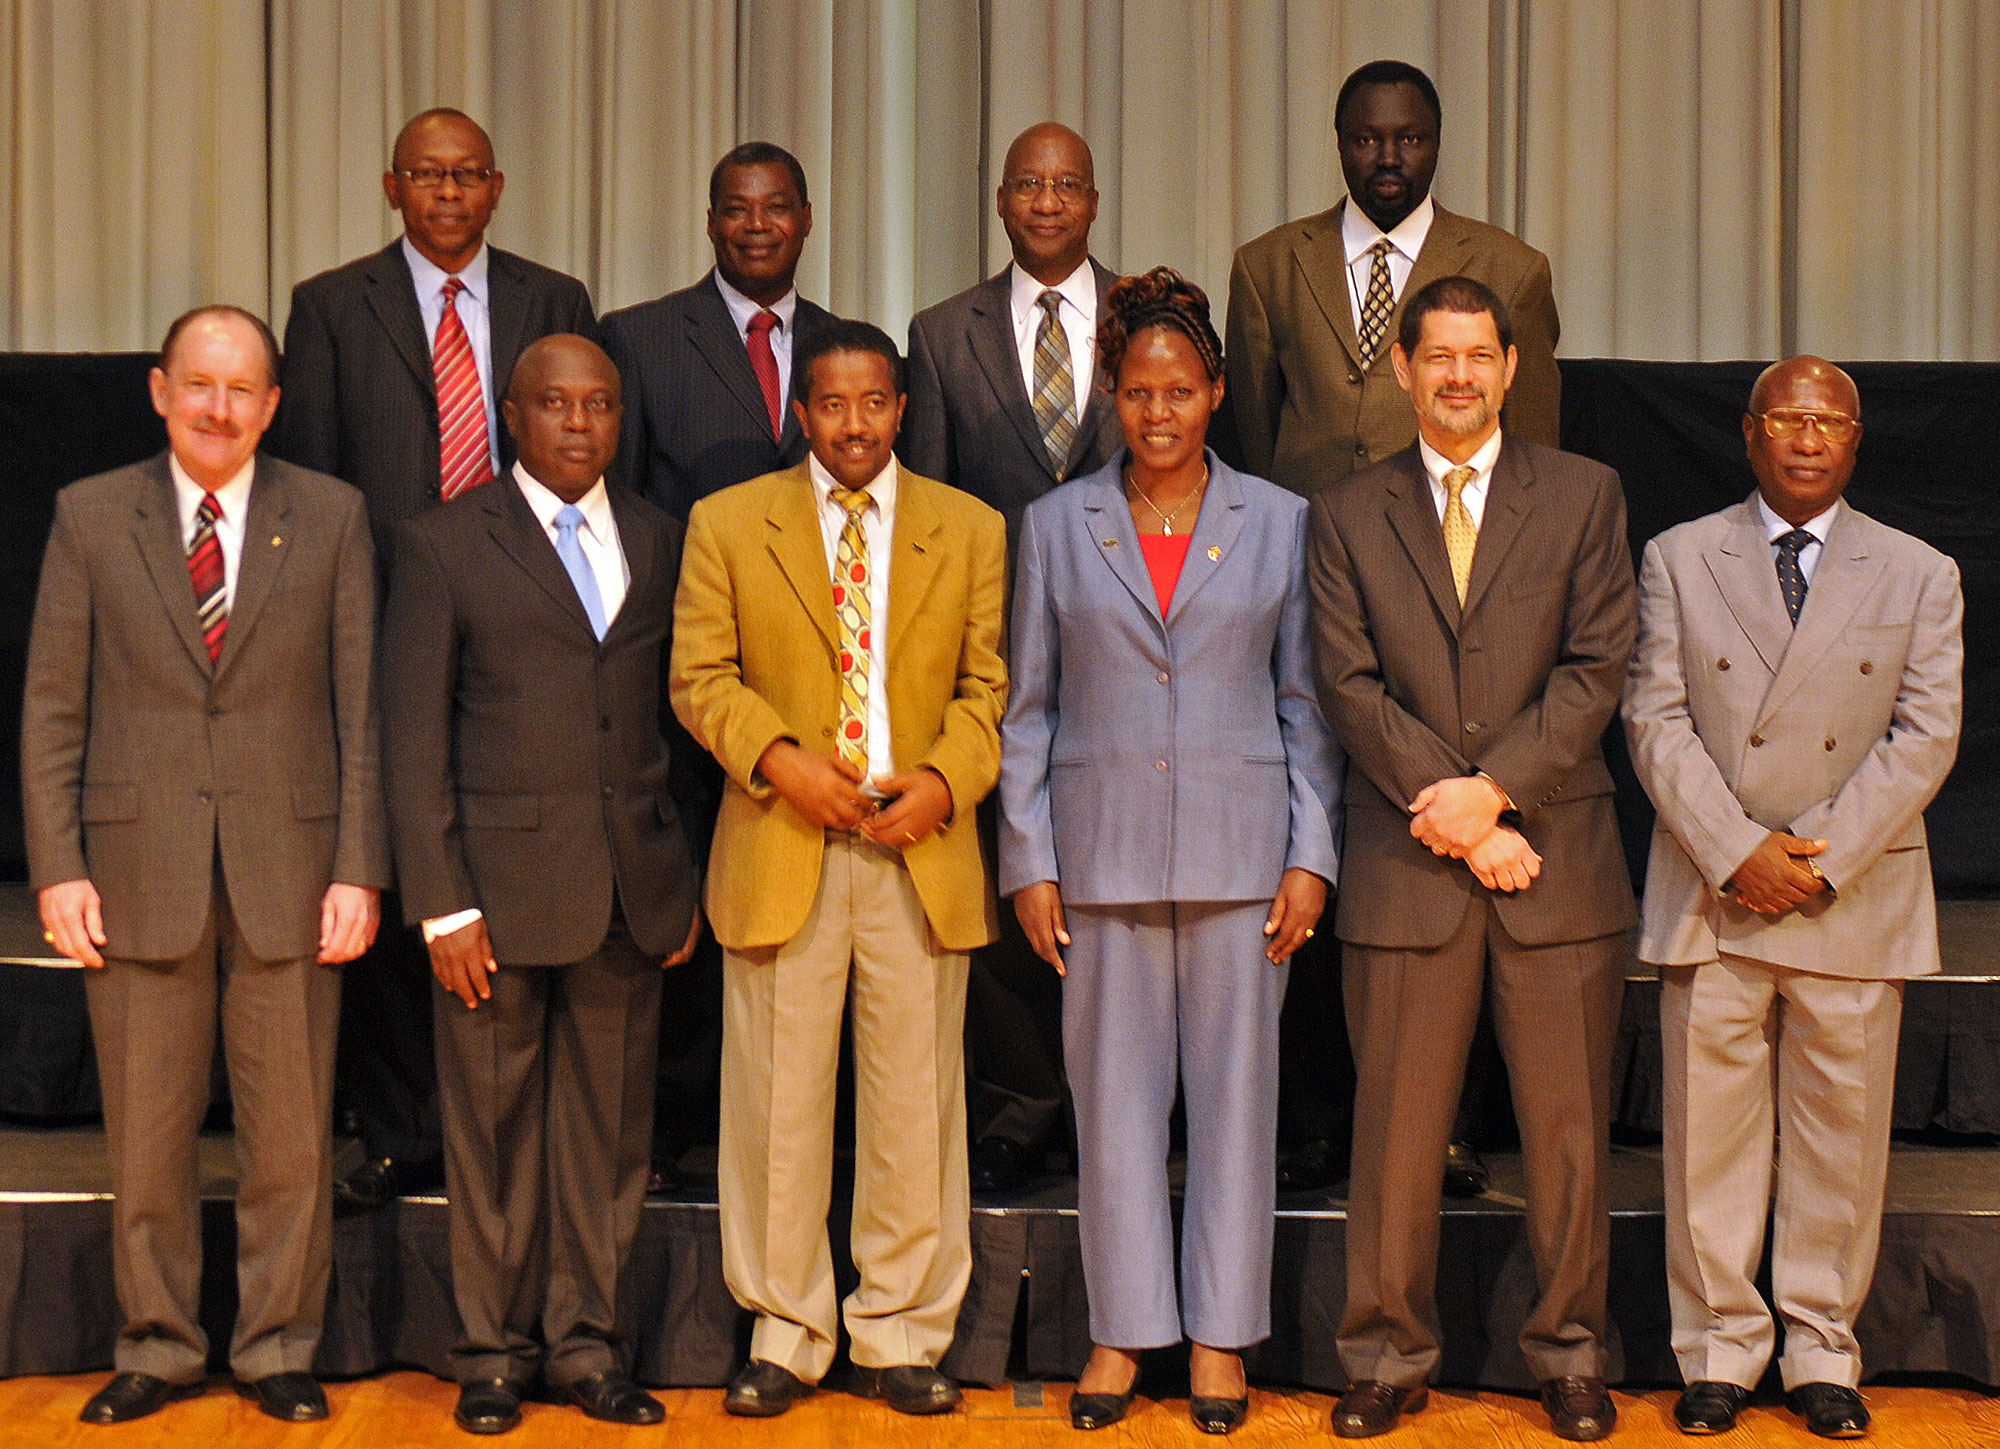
[
  {"left": 792, "top": 319, "right": 905, "bottom": 402},
  {"left": 1396, "top": 276, "right": 1513, "bottom": 357},
  {"left": 159, "top": 304, "right": 282, "bottom": 387},
  {"left": 1334, "top": 60, "right": 1443, "bottom": 135},
  {"left": 709, "top": 142, "right": 811, "bottom": 211}
]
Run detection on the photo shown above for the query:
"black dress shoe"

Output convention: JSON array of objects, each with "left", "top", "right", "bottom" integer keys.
[
  {"left": 235, "top": 1372, "right": 329, "bottom": 1422},
  {"left": 1191, "top": 1394, "right": 1249, "bottom": 1433},
  {"left": 1070, "top": 1379, "right": 1140, "bottom": 1430},
  {"left": 454, "top": 1378, "right": 525, "bottom": 1434},
  {"left": 1540, "top": 1375, "right": 1616, "bottom": 1441},
  {"left": 79, "top": 1372, "right": 203, "bottom": 1424},
  {"left": 332, "top": 1155, "right": 443, "bottom": 1215},
  {"left": 1675, "top": 1380, "right": 1751, "bottom": 1434},
  {"left": 1331, "top": 1381, "right": 1427, "bottom": 1437},
  {"left": 969, "top": 1136, "right": 1038, "bottom": 1193},
  {"left": 1443, "top": 1140, "right": 1489, "bottom": 1198},
  {"left": 1786, "top": 1382, "right": 1870, "bottom": 1438},
  {"left": 1277, "top": 1138, "right": 1344, "bottom": 1192},
  {"left": 724, "top": 1359, "right": 811, "bottom": 1417},
  {"left": 854, "top": 1363, "right": 961, "bottom": 1415},
  {"left": 563, "top": 1370, "right": 664, "bottom": 1424}
]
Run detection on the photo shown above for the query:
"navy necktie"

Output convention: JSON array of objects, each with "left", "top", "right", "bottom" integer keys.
[{"left": 1774, "top": 529, "right": 1814, "bottom": 626}]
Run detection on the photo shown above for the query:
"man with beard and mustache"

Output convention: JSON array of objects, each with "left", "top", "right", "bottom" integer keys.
[{"left": 1306, "top": 278, "right": 1635, "bottom": 1441}]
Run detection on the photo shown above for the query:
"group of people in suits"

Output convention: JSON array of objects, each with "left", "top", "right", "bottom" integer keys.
[{"left": 18, "top": 54, "right": 1961, "bottom": 1447}]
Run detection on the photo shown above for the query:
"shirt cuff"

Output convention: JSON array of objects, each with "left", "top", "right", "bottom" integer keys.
[{"left": 422, "top": 908, "right": 483, "bottom": 943}]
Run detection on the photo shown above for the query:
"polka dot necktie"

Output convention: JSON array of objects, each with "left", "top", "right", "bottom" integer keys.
[
  {"left": 828, "top": 486, "right": 874, "bottom": 772},
  {"left": 1775, "top": 528, "right": 1814, "bottom": 626},
  {"left": 1357, "top": 239, "right": 1395, "bottom": 366},
  {"left": 1442, "top": 465, "right": 1478, "bottom": 605}
]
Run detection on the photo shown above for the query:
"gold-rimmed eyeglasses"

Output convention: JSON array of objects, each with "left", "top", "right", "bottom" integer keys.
[
  {"left": 393, "top": 165, "right": 496, "bottom": 190},
  {"left": 1003, "top": 174, "right": 1092, "bottom": 204},
  {"left": 1756, "top": 409, "right": 1859, "bottom": 443}
]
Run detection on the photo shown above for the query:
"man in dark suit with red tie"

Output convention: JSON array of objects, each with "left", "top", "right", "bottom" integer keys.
[{"left": 273, "top": 107, "right": 597, "bottom": 1214}]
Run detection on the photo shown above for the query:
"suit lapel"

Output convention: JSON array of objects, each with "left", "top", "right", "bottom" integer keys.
[
  {"left": 688, "top": 274, "right": 785, "bottom": 445},
  {"left": 764, "top": 466, "right": 839, "bottom": 654},
  {"left": 1399, "top": 205, "right": 1473, "bottom": 320},
  {"left": 213, "top": 458, "right": 293, "bottom": 678},
  {"left": 886, "top": 468, "right": 944, "bottom": 657},
  {"left": 1460, "top": 440, "right": 1532, "bottom": 618},
  {"left": 1164, "top": 455, "right": 1248, "bottom": 627},
  {"left": 967, "top": 270, "right": 1056, "bottom": 481},
  {"left": 1059, "top": 259, "right": 1120, "bottom": 478},
  {"left": 1703, "top": 500, "right": 1794, "bottom": 677},
  {"left": 599, "top": 486, "right": 655, "bottom": 645},
  {"left": 131, "top": 455, "right": 215, "bottom": 677},
  {"left": 776, "top": 301, "right": 830, "bottom": 458},
  {"left": 1756, "top": 505, "right": 1887, "bottom": 727},
  {"left": 486, "top": 248, "right": 531, "bottom": 406},
  {"left": 1381, "top": 451, "right": 1462, "bottom": 634},
  {"left": 1079, "top": 462, "right": 1163, "bottom": 627},
  {"left": 362, "top": 243, "right": 436, "bottom": 395},
  {"left": 484, "top": 473, "right": 597, "bottom": 640},
  {"left": 1292, "top": 204, "right": 1365, "bottom": 374}
]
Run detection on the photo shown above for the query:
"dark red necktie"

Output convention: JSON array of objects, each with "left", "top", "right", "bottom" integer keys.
[
  {"left": 746, "top": 309, "right": 783, "bottom": 441},
  {"left": 435, "top": 276, "right": 494, "bottom": 500},
  {"left": 188, "top": 493, "right": 228, "bottom": 662}
]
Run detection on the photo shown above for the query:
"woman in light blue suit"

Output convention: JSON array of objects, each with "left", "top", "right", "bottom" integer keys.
[{"left": 999, "top": 268, "right": 1341, "bottom": 1434}]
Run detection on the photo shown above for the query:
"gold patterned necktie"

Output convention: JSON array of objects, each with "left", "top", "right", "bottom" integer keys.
[
  {"left": 1442, "top": 465, "right": 1478, "bottom": 605},
  {"left": 828, "top": 485, "right": 874, "bottom": 771},
  {"left": 1031, "top": 291, "right": 1079, "bottom": 476},
  {"left": 1357, "top": 239, "right": 1395, "bottom": 366}
]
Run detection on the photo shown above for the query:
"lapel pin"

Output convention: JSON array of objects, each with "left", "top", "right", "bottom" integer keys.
[
  {"left": 271, "top": 536, "right": 283, "bottom": 547},
  {"left": 1207, "top": 546, "right": 1221, "bottom": 561},
  {"left": 1102, "top": 537, "right": 1118, "bottom": 548}
]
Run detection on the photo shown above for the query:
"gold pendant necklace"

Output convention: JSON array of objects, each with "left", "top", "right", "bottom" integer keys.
[{"left": 1126, "top": 464, "right": 1208, "bottom": 536}]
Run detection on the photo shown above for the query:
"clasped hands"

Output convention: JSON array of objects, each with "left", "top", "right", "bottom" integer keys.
[
  {"left": 1726, "top": 831, "right": 1830, "bottom": 917},
  {"left": 755, "top": 739, "right": 953, "bottom": 846},
  {"left": 1408, "top": 774, "right": 1541, "bottom": 893}
]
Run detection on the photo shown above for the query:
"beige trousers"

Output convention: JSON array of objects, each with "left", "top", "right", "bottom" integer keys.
[{"left": 719, "top": 832, "right": 972, "bottom": 1382}]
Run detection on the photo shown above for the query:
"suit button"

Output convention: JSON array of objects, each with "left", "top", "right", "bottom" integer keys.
[
  {"left": 1464, "top": 721, "right": 1483, "bottom": 734},
  {"left": 1749, "top": 733, "right": 1765, "bottom": 748},
  {"left": 1860, "top": 660, "right": 1874, "bottom": 674},
  {"left": 821, "top": 726, "right": 834, "bottom": 738},
  {"left": 208, "top": 706, "right": 224, "bottom": 717},
  {"left": 1825, "top": 737, "right": 1837, "bottom": 751},
  {"left": 599, "top": 716, "right": 612, "bottom": 731},
  {"left": 197, "top": 789, "right": 212, "bottom": 802},
  {"left": 1354, "top": 440, "right": 1368, "bottom": 457},
  {"left": 1155, "top": 759, "right": 1169, "bottom": 773},
  {"left": 1717, "top": 658, "right": 1731, "bottom": 671},
  {"left": 601, "top": 784, "right": 614, "bottom": 799},
  {"left": 1157, "top": 672, "right": 1170, "bottom": 685},
  {"left": 1348, "top": 371, "right": 1361, "bottom": 384}
]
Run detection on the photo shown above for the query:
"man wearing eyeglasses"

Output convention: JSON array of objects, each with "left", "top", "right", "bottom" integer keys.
[
  {"left": 273, "top": 107, "right": 597, "bottom": 1218},
  {"left": 1623, "top": 356, "right": 1963, "bottom": 1440},
  {"left": 896, "top": 122, "right": 1120, "bottom": 1195}
]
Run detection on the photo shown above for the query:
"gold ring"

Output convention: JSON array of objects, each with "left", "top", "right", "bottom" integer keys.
[
  {"left": 43, "top": 931, "right": 55, "bottom": 944},
  {"left": 1304, "top": 928, "right": 1315, "bottom": 939},
  {"left": 903, "top": 830, "right": 916, "bottom": 843}
]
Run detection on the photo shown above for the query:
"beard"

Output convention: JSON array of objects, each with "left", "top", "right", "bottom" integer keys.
[{"left": 1420, "top": 389, "right": 1496, "bottom": 438}]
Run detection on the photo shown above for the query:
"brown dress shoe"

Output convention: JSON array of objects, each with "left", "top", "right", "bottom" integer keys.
[
  {"left": 1541, "top": 1375, "right": 1617, "bottom": 1441},
  {"left": 1331, "top": 1380, "right": 1428, "bottom": 1438}
]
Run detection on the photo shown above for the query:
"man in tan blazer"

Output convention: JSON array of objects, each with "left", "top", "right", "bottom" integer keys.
[
  {"left": 21, "top": 306, "right": 387, "bottom": 1426},
  {"left": 1308, "top": 278, "right": 1634, "bottom": 1442},
  {"left": 1623, "top": 357, "right": 1962, "bottom": 1440},
  {"left": 672, "top": 319, "right": 1007, "bottom": 1419}
]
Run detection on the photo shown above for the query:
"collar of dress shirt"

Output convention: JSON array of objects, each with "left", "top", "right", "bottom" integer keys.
[
  {"left": 714, "top": 271, "right": 798, "bottom": 341},
  {"left": 513, "top": 460, "right": 613, "bottom": 542},
  {"left": 1008, "top": 257, "right": 1098, "bottom": 333},
  {"left": 1417, "top": 425, "right": 1503, "bottom": 496},
  {"left": 808, "top": 451, "right": 898, "bottom": 518},
  {"left": 168, "top": 452, "right": 255, "bottom": 536},
  {"left": 402, "top": 235, "right": 490, "bottom": 311},
  {"left": 1341, "top": 193, "right": 1435, "bottom": 268},
  {"left": 1756, "top": 491, "right": 1839, "bottom": 547}
]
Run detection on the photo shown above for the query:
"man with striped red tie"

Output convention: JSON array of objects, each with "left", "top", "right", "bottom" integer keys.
[
  {"left": 274, "top": 108, "right": 596, "bottom": 1216},
  {"left": 22, "top": 306, "right": 387, "bottom": 1426}
]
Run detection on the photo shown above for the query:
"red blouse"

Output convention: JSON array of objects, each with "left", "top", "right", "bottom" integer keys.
[{"left": 1138, "top": 532, "right": 1194, "bottom": 616}]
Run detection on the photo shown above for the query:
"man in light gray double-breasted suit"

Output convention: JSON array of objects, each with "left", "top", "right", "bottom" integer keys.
[{"left": 1623, "top": 356, "right": 1962, "bottom": 1440}]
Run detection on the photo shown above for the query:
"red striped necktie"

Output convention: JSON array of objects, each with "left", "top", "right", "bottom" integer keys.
[
  {"left": 434, "top": 275, "right": 494, "bottom": 500},
  {"left": 187, "top": 492, "right": 228, "bottom": 663}
]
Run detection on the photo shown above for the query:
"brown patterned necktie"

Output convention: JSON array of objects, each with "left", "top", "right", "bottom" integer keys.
[
  {"left": 1031, "top": 291, "right": 1079, "bottom": 476},
  {"left": 1357, "top": 239, "right": 1395, "bottom": 366},
  {"left": 1442, "top": 465, "right": 1478, "bottom": 604},
  {"left": 828, "top": 485, "right": 874, "bottom": 771}
]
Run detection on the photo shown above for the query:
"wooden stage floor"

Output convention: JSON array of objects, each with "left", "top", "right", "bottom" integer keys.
[{"left": 0, "top": 1373, "right": 1996, "bottom": 1446}]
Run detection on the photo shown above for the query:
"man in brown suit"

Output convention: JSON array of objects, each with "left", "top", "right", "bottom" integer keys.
[
  {"left": 22, "top": 306, "right": 388, "bottom": 1426},
  {"left": 1307, "top": 278, "right": 1635, "bottom": 1441}
]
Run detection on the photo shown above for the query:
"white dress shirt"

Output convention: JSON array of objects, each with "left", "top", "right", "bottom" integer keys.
[
  {"left": 1341, "top": 194, "right": 1436, "bottom": 336},
  {"left": 809, "top": 452, "right": 897, "bottom": 784},
  {"left": 1757, "top": 492, "right": 1838, "bottom": 585},
  {"left": 715, "top": 272, "right": 800, "bottom": 421},
  {"left": 403, "top": 236, "right": 502, "bottom": 479},
  {"left": 169, "top": 454, "right": 254, "bottom": 610},
  {"left": 423, "top": 464, "right": 630, "bottom": 943},
  {"left": 1008, "top": 259, "right": 1097, "bottom": 425},
  {"left": 1418, "top": 425, "right": 1504, "bottom": 531}
]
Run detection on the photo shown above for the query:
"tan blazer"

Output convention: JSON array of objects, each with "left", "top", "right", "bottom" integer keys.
[
  {"left": 1307, "top": 438, "right": 1637, "bottom": 950},
  {"left": 1624, "top": 497, "right": 1963, "bottom": 979},
  {"left": 1226, "top": 201, "right": 1561, "bottom": 495},
  {"left": 671, "top": 462, "right": 1008, "bottom": 952}
]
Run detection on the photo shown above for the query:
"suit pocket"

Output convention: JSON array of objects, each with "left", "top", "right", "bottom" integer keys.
[
  {"left": 291, "top": 780, "right": 340, "bottom": 820},
  {"left": 461, "top": 793, "right": 540, "bottom": 830},
  {"left": 80, "top": 783, "right": 140, "bottom": 823}
]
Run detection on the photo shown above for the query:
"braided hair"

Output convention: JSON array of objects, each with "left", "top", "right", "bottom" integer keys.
[{"left": 1097, "top": 266, "right": 1224, "bottom": 384}]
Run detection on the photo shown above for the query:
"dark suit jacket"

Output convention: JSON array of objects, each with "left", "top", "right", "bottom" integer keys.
[
  {"left": 273, "top": 241, "right": 597, "bottom": 572},
  {"left": 21, "top": 452, "right": 389, "bottom": 962},
  {"left": 381, "top": 473, "right": 700, "bottom": 964},
  {"left": 1226, "top": 202, "right": 1561, "bottom": 495},
  {"left": 599, "top": 272, "right": 835, "bottom": 520},
  {"left": 899, "top": 260, "right": 1122, "bottom": 546},
  {"left": 1307, "top": 437, "right": 1636, "bottom": 950}
]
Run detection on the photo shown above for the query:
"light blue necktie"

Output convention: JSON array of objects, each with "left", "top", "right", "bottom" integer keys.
[{"left": 554, "top": 504, "right": 607, "bottom": 640}]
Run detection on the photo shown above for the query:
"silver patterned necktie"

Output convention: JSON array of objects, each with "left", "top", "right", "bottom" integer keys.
[{"left": 1031, "top": 291, "right": 1079, "bottom": 476}]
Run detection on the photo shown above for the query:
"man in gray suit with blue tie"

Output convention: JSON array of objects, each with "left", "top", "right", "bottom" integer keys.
[{"left": 1623, "top": 356, "right": 1962, "bottom": 1440}]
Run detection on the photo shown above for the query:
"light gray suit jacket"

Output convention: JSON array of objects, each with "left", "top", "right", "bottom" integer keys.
[
  {"left": 997, "top": 452, "right": 1342, "bottom": 905},
  {"left": 1623, "top": 496, "right": 1962, "bottom": 979}
]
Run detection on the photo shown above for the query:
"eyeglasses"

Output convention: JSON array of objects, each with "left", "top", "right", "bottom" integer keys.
[
  {"left": 1003, "top": 174, "right": 1093, "bottom": 204},
  {"left": 1757, "top": 409, "right": 1859, "bottom": 443},
  {"left": 393, "top": 166, "right": 496, "bottom": 190}
]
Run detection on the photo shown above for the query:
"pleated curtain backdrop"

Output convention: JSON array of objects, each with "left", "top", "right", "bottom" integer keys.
[{"left": 2, "top": 0, "right": 1997, "bottom": 361}]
